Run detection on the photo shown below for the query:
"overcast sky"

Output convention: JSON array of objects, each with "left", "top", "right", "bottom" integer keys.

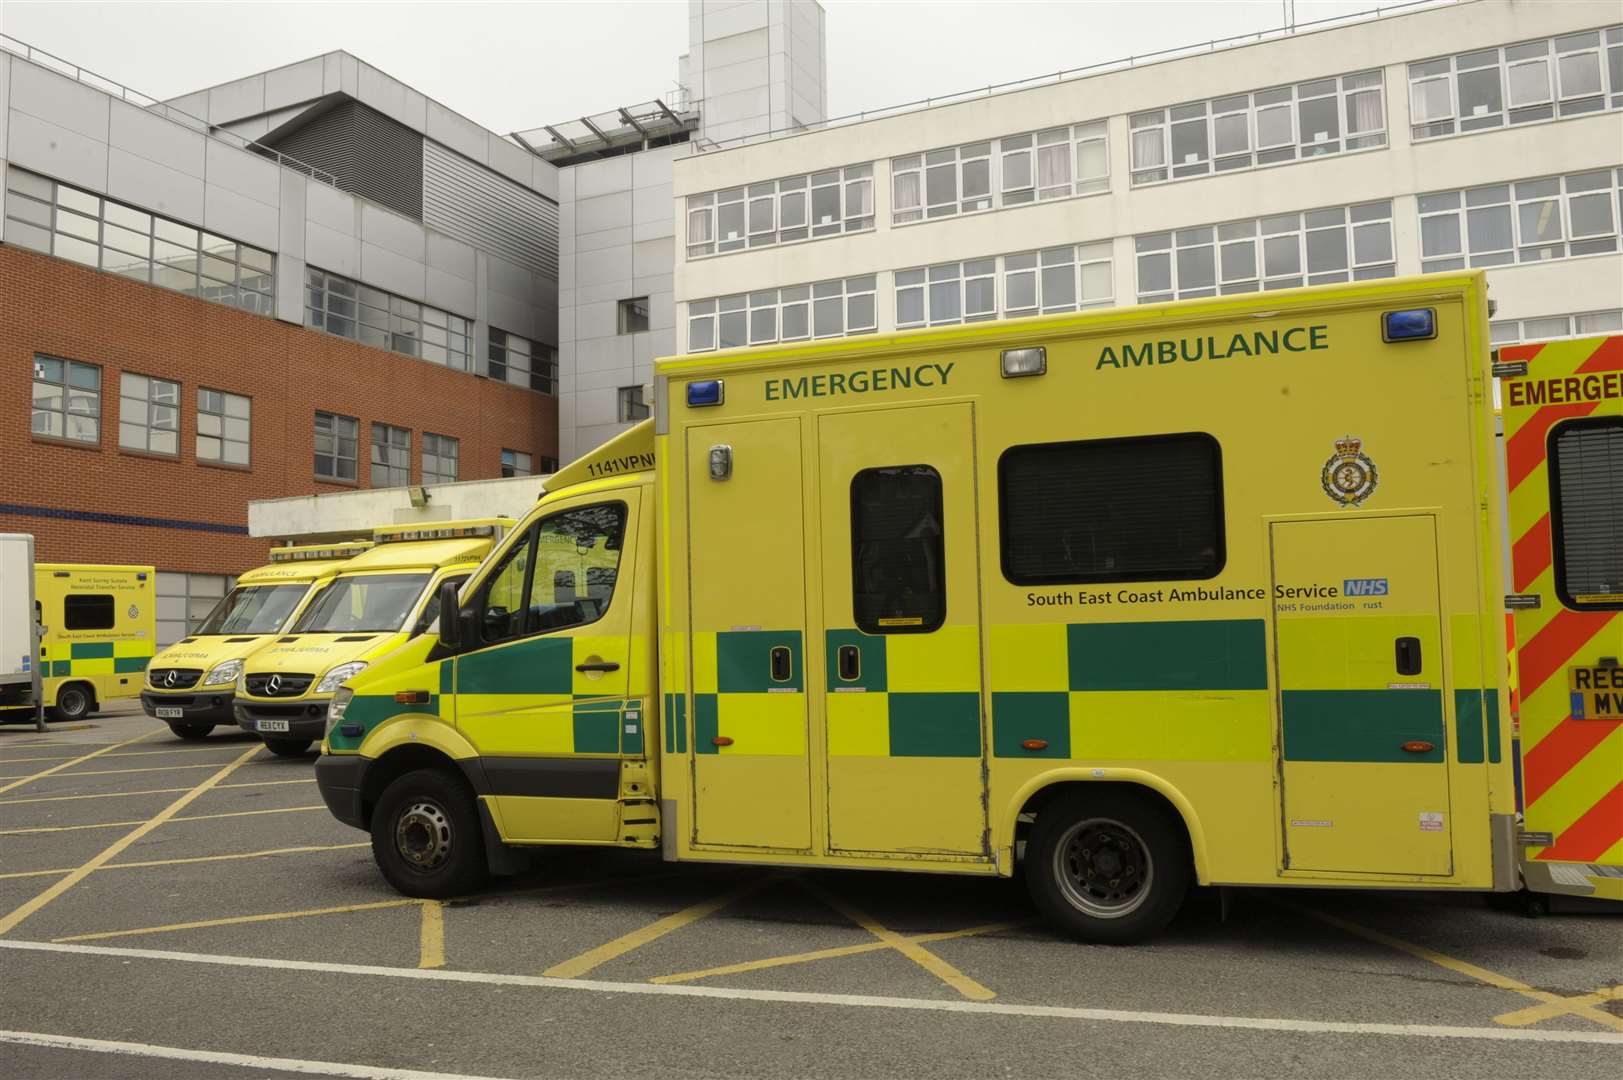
[{"left": 2, "top": 1, "right": 1404, "bottom": 135}]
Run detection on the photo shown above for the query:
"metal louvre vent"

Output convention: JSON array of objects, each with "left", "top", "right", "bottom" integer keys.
[
  {"left": 244, "top": 673, "right": 316, "bottom": 698},
  {"left": 1550, "top": 417, "right": 1623, "bottom": 609},
  {"left": 266, "top": 102, "right": 425, "bottom": 221},
  {"left": 423, "top": 141, "right": 559, "bottom": 280},
  {"left": 148, "top": 668, "right": 202, "bottom": 690}
]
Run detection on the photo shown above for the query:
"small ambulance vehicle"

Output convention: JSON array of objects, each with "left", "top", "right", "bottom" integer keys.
[
  {"left": 233, "top": 520, "right": 507, "bottom": 757},
  {"left": 9, "top": 562, "right": 156, "bottom": 722},
  {"left": 143, "top": 542, "right": 370, "bottom": 739},
  {"left": 315, "top": 274, "right": 1622, "bottom": 942}
]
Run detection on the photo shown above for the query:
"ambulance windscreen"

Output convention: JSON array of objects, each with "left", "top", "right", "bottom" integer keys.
[
  {"left": 194, "top": 585, "right": 307, "bottom": 636},
  {"left": 292, "top": 573, "right": 432, "bottom": 634}
]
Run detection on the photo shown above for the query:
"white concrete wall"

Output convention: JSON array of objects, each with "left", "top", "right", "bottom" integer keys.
[
  {"left": 690, "top": 0, "right": 827, "bottom": 144},
  {"left": 672, "top": 0, "right": 1623, "bottom": 346},
  {"left": 248, "top": 475, "right": 546, "bottom": 541}
]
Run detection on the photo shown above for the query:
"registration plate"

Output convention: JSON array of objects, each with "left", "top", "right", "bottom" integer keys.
[
  {"left": 155, "top": 706, "right": 184, "bottom": 719},
  {"left": 1569, "top": 666, "right": 1623, "bottom": 720},
  {"left": 256, "top": 719, "right": 291, "bottom": 733}
]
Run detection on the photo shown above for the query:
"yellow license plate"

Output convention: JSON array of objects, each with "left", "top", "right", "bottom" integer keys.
[{"left": 1569, "top": 666, "right": 1623, "bottom": 720}]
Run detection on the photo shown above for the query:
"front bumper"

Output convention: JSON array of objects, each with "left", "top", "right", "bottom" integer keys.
[
  {"left": 315, "top": 753, "right": 368, "bottom": 829},
  {"left": 142, "top": 690, "right": 236, "bottom": 724},
  {"left": 234, "top": 697, "right": 330, "bottom": 741}
]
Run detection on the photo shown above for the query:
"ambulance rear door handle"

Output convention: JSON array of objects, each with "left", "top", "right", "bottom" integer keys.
[
  {"left": 837, "top": 645, "right": 860, "bottom": 681},
  {"left": 576, "top": 661, "right": 620, "bottom": 673},
  {"left": 1395, "top": 637, "right": 1422, "bottom": 677},
  {"left": 770, "top": 646, "right": 792, "bottom": 682}
]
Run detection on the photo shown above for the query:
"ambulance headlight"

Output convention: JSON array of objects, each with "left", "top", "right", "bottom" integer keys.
[
  {"left": 316, "top": 661, "right": 368, "bottom": 695},
  {"left": 202, "top": 659, "right": 243, "bottom": 687},
  {"left": 326, "top": 687, "right": 354, "bottom": 735}
]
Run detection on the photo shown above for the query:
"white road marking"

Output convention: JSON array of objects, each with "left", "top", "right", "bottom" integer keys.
[
  {"left": 2, "top": 939, "right": 1620, "bottom": 1046},
  {"left": 0, "top": 1028, "right": 514, "bottom": 1080}
]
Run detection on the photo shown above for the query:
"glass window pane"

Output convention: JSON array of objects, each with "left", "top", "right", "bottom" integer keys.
[
  {"left": 1517, "top": 199, "right": 1563, "bottom": 243},
  {"left": 1306, "top": 227, "right": 1349, "bottom": 272},
  {"left": 1568, "top": 192, "right": 1615, "bottom": 238},
  {"left": 1467, "top": 205, "right": 1514, "bottom": 252},
  {"left": 1263, "top": 234, "right": 1301, "bottom": 276},
  {"left": 850, "top": 466, "right": 946, "bottom": 634},
  {"left": 1353, "top": 222, "right": 1394, "bottom": 264},
  {"left": 1176, "top": 245, "right": 1215, "bottom": 291}
]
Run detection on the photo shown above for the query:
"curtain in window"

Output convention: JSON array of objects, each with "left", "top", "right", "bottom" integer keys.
[{"left": 1131, "top": 129, "right": 1165, "bottom": 168}]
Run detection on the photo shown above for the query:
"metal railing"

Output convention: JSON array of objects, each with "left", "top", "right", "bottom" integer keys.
[
  {"left": 0, "top": 33, "right": 338, "bottom": 186},
  {"left": 692, "top": 0, "right": 1457, "bottom": 152}
]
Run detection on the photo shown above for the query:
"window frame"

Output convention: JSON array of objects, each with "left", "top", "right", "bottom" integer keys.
[
  {"left": 689, "top": 276, "right": 876, "bottom": 352},
  {"left": 618, "top": 296, "right": 651, "bottom": 334},
  {"left": 1546, "top": 415, "right": 1623, "bottom": 612},
  {"left": 617, "top": 385, "right": 651, "bottom": 422},
  {"left": 849, "top": 465, "right": 948, "bottom": 636},
  {"left": 31, "top": 354, "right": 101, "bottom": 444},
  {"left": 370, "top": 422, "right": 411, "bottom": 488},
  {"left": 501, "top": 448, "right": 533, "bottom": 478},
  {"left": 196, "top": 387, "right": 251, "bottom": 467},
  {"left": 688, "top": 164, "right": 875, "bottom": 258},
  {"left": 1418, "top": 169, "right": 1623, "bottom": 271},
  {"left": 422, "top": 432, "right": 460, "bottom": 485},
  {"left": 117, "top": 371, "right": 181, "bottom": 457},
  {"left": 314, "top": 410, "right": 359, "bottom": 482},
  {"left": 997, "top": 431, "right": 1227, "bottom": 587}
]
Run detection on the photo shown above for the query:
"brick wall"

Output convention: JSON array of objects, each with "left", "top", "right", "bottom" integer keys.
[{"left": 0, "top": 244, "right": 556, "bottom": 575}]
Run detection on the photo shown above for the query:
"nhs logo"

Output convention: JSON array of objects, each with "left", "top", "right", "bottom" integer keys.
[{"left": 1344, "top": 578, "right": 1390, "bottom": 597}]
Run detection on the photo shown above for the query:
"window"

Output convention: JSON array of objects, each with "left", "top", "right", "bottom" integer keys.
[
  {"left": 850, "top": 466, "right": 945, "bottom": 634},
  {"left": 999, "top": 434, "right": 1224, "bottom": 585},
  {"left": 371, "top": 423, "right": 411, "bottom": 487},
  {"left": 501, "top": 449, "right": 532, "bottom": 478},
  {"left": 1419, "top": 169, "right": 1623, "bottom": 272},
  {"left": 618, "top": 297, "right": 650, "bottom": 334},
  {"left": 1409, "top": 28, "right": 1622, "bottom": 141},
  {"left": 422, "top": 433, "right": 459, "bottom": 484},
  {"left": 1549, "top": 417, "right": 1623, "bottom": 611},
  {"left": 471, "top": 503, "right": 627, "bottom": 644},
  {"left": 488, "top": 328, "right": 558, "bottom": 395},
  {"left": 31, "top": 355, "right": 100, "bottom": 443},
  {"left": 687, "top": 276, "right": 877, "bottom": 352},
  {"left": 540, "top": 456, "right": 560, "bottom": 473},
  {"left": 314, "top": 411, "right": 358, "bottom": 481},
  {"left": 63, "top": 594, "right": 116, "bottom": 631},
  {"left": 686, "top": 164, "right": 874, "bottom": 258},
  {"left": 3, "top": 167, "right": 273, "bottom": 315},
  {"left": 617, "top": 386, "right": 651, "bottom": 422},
  {"left": 304, "top": 267, "right": 472, "bottom": 371},
  {"left": 1129, "top": 70, "right": 1385, "bottom": 185},
  {"left": 155, "top": 572, "right": 233, "bottom": 647},
  {"left": 1489, "top": 309, "right": 1623, "bottom": 345},
  {"left": 196, "top": 388, "right": 251, "bottom": 466},
  {"left": 893, "top": 122, "right": 1107, "bottom": 225},
  {"left": 118, "top": 373, "right": 179, "bottom": 456},
  {"left": 893, "top": 244, "right": 1113, "bottom": 331},
  {"left": 1138, "top": 200, "right": 1394, "bottom": 301}
]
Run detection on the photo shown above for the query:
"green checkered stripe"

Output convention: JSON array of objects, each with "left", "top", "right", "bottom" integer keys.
[
  {"left": 991, "top": 619, "right": 1268, "bottom": 758},
  {"left": 692, "top": 629, "right": 805, "bottom": 756},
  {"left": 824, "top": 629, "right": 980, "bottom": 757},
  {"left": 663, "top": 693, "right": 688, "bottom": 754},
  {"left": 43, "top": 642, "right": 151, "bottom": 677}
]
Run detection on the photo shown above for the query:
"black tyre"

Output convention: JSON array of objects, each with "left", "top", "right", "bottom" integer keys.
[
  {"left": 1024, "top": 788, "right": 1191, "bottom": 944},
  {"left": 370, "top": 767, "right": 488, "bottom": 899},
  {"left": 168, "top": 721, "right": 214, "bottom": 740},
  {"left": 51, "top": 683, "right": 93, "bottom": 722},
  {"left": 264, "top": 737, "right": 314, "bottom": 757}
]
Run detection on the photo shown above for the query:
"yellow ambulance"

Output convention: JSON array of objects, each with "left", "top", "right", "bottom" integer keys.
[
  {"left": 143, "top": 542, "right": 370, "bottom": 740},
  {"left": 233, "top": 521, "right": 508, "bottom": 757},
  {"left": 30, "top": 564, "right": 156, "bottom": 721},
  {"left": 314, "top": 273, "right": 1621, "bottom": 942}
]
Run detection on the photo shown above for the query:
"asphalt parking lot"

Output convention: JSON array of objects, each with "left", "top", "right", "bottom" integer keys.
[{"left": 1, "top": 704, "right": 1619, "bottom": 1079}]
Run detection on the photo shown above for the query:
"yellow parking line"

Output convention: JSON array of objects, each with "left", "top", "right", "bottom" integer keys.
[
  {"left": 0, "top": 744, "right": 255, "bottom": 765},
  {"left": 0, "top": 804, "right": 326, "bottom": 836},
  {"left": 802, "top": 881, "right": 997, "bottom": 1001},
  {"left": 1496, "top": 985, "right": 1623, "bottom": 1027},
  {"left": 650, "top": 920, "right": 1027, "bottom": 985},
  {"left": 0, "top": 761, "right": 247, "bottom": 782},
  {"left": 0, "top": 777, "right": 308, "bottom": 807},
  {"left": 419, "top": 901, "right": 446, "bottom": 969},
  {"left": 543, "top": 875, "right": 779, "bottom": 978},
  {"left": 0, "top": 745, "right": 264, "bottom": 937},
  {"left": 216, "top": 778, "right": 315, "bottom": 789},
  {"left": 53, "top": 898, "right": 421, "bottom": 942},
  {"left": 1292, "top": 904, "right": 1623, "bottom": 1032},
  {"left": 0, "top": 728, "right": 163, "bottom": 796},
  {"left": 0, "top": 842, "right": 369, "bottom": 882}
]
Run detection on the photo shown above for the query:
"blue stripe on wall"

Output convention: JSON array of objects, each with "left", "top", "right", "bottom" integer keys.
[{"left": 0, "top": 503, "right": 249, "bottom": 536}]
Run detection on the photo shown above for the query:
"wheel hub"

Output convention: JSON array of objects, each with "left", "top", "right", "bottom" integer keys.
[
  {"left": 395, "top": 800, "right": 452, "bottom": 872},
  {"left": 1054, "top": 817, "right": 1153, "bottom": 919}
]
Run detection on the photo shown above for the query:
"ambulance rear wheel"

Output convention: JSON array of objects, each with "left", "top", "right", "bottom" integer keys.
[
  {"left": 371, "top": 768, "right": 487, "bottom": 899},
  {"left": 1025, "top": 789, "right": 1190, "bottom": 945},
  {"left": 51, "top": 683, "right": 93, "bottom": 723},
  {"left": 167, "top": 722, "right": 213, "bottom": 740},
  {"left": 264, "top": 737, "right": 313, "bottom": 757}
]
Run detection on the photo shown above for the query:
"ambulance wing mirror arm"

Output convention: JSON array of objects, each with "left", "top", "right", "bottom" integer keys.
[{"left": 437, "top": 580, "right": 466, "bottom": 650}]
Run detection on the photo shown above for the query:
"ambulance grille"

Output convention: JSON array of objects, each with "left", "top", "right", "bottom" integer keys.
[
  {"left": 148, "top": 668, "right": 202, "bottom": 690},
  {"left": 244, "top": 673, "right": 315, "bottom": 697}
]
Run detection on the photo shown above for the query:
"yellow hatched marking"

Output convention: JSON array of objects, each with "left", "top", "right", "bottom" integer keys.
[
  {"left": 0, "top": 727, "right": 163, "bottom": 796},
  {"left": 650, "top": 920, "right": 1027, "bottom": 984},
  {"left": 0, "top": 744, "right": 261, "bottom": 936},
  {"left": 53, "top": 899, "right": 421, "bottom": 942},
  {"left": 802, "top": 881, "right": 997, "bottom": 1001},
  {"left": 826, "top": 691, "right": 890, "bottom": 756},
  {"left": 1496, "top": 985, "right": 1623, "bottom": 1028},
  {"left": 0, "top": 777, "right": 315, "bottom": 807},
  {"left": 886, "top": 625, "right": 981, "bottom": 693},
  {"left": 0, "top": 842, "right": 368, "bottom": 882},
  {"left": 0, "top": 805, "right": 325, "bottom": 836},
  {"left": 542, "top": 875, "right": 777, "bottom": 978},
  {"left": 1290, "top": 903, "right": 1623, "bottom": 1032},
  {"left": 0, "top": 761, "right": 243, "bottom": 782},
  {"left": 418, "top": 901, "right": 446, "bottom": 969},
  {"left": 988, "top": 624, "right": 1068, "bottom": 693},
  {"left": 0, "top": 743, "right": 262, "bottom": 765}
]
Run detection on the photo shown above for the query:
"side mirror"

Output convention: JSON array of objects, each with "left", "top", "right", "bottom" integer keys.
[{"left": 437, "top": 579, "right": 464, "bottom": 649}]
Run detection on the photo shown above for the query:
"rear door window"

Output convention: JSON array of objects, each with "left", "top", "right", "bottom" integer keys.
[{"left": 1549, "top": 416, "right": 1623, "bottom": 610}]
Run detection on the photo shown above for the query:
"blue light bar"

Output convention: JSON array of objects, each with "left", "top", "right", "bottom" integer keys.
[
  {"left": 687, "top": 379, "right": 724, "bottom": 407},
  {"left": 1382, "top": 308, "right": 1436, "bottom": 342}
]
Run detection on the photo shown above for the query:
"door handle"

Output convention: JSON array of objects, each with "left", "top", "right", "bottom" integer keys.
[
  {"left": 1395, "top": 637, "right": 1422, "bottom": 676},
  {"left": 837, "top": 644, "right": 860, "bottom": 681},
  {"left": 575, "top": 661, "right": 620, "bottom": 673},
  {"left": 770, "top": 645, "right": 792, "bottom": 682}
]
